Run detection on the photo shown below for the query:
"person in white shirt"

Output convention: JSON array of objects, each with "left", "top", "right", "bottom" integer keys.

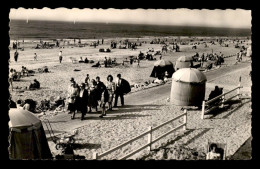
[{"left": 59, "top": 51, "right": 63, "bottom": 63}]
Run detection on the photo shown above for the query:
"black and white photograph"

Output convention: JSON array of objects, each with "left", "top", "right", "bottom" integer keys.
[{"left": 7, "top": 8, "right": 252, "bottom": 160}]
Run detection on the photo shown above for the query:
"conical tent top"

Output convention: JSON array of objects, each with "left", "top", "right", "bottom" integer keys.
[
  {"left": 154, "top": 59, "right": 173, "bottom": 67},
  {"left": 8, "top": 108, "right": 41, "bottom": 128},
  {"left": 177, "top": 56, "right": 193, "bottom": 62},
  {"left": 172, "top": 68, "right": 207, "bottom": 83}
]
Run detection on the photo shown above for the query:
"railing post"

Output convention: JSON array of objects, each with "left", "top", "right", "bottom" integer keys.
[
  {"left": 183, "top": 109, "right": 187, "bottom": 131},
  {"left": 201, "top": 101, "right": 205, "bottom": 119},
  {"left": 93, "top": 152, "right": 98, "bottom": 160},
  {"left": 147, "top": 126, "right": 152, "bottom": 151},
  {"left": 237, "top": 76, "right": 241, "bottom": 99},
  {"left": 221, "top": 91, "right": 225, "bottom": 108}
]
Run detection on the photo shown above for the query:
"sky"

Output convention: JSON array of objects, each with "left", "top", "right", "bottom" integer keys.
[{"left": 9, "top": 8, "right": 251, "bottom": 28}]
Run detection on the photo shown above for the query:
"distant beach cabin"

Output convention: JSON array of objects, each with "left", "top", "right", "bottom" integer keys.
[{"left": 175, "top": 56, "right": 193, "bottom": 70}]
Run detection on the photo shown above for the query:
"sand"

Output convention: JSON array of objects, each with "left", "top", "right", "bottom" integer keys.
[{"left": 9, "top": 37, "right": 252, "bottom": 160}]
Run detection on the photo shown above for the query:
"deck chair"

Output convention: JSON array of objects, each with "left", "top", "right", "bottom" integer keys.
[{"left": 206, "top": 140, "right": 227, "bottom": 160}]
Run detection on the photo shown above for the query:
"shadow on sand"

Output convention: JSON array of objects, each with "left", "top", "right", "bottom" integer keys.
[{"left": 208, "top": 98, "right": 251, "bottom": 119}]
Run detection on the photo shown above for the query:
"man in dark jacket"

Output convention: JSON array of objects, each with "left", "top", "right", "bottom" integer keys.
[
  {"left": 114, "top": 74, "right": 131, "bottom": 107},
  {"left": 73, "top": 83, "right": 88, "bottom": 120},
  {"left": 96, "top": 76, "right": 106, "bottom": 106}
]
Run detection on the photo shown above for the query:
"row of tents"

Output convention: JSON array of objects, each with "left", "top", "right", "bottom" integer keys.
[{"left": 150, "top": 55, "right": 193, "bottom": 79}]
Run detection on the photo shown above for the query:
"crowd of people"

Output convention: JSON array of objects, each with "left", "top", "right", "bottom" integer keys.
[{"left": 66, "top": 73, "right": 131, "bottom": 120}]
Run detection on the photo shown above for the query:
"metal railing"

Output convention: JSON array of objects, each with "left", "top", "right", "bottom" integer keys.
[{"left": 93, "top": 109, "right": 188, "bottom": 160}]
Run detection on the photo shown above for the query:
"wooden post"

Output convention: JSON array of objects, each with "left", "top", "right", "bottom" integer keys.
[
  {"left": 221, "top": 91, "right": 225, "bottom": 108},
  {"left": 237, "top": 76, "right": 241, "bottom": 99},
  {"left": 183, "top": 109, "right": 187, "bottom": 131},
  {"left": 201, "top": 101, "right": 205, "bottom": 119},
  {"left": 147, "top": 126, "right": 152, "bottom": 151},
  {"left": 93, "top": 152, "right": 98, "bottom": 160}
]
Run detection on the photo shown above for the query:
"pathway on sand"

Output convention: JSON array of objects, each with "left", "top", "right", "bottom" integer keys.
[{"left": 43, "top": 61, "right": 251, "bottom": 137}]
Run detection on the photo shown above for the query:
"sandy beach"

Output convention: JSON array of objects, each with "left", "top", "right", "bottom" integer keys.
[{"left": 9, "top": 36, "right": 252, "bottom": 160}]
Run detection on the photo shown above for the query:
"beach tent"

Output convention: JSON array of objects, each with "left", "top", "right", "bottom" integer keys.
[
  {"left": 246, "top": 46, "right": 252, "bottom": 57},
  {"left": 175, "top": 56, "right": 193, "bottom": 70},
  {"left": 150, "top": 59, "right": 175, "bottom": 79},
  {"left": 8, "top": 108, "right": 52, "bottom": 159},
  {"left": 170, "top": 68, "right": 207, "bottom": 106}
]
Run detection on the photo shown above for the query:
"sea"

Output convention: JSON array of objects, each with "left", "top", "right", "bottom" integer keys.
[{"left": 9, "top": 20, "right": 251, "bottom": 40}]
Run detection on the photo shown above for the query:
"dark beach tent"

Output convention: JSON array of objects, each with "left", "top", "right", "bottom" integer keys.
[
  {"left": 175, "top": 56, "right": 193, "bottom": 70},
  {"left": 170, "top": 68, "right": 207, "bottom": 106},
  {"left": 150, "top": 59, "right": 175, "bottom": 79},
  {"left": 8, "top": 108, "right": 52, "bottom": 159}
]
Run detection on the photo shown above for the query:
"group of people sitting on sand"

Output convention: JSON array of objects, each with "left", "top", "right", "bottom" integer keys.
[{"left": 66, "top": 73, "right": 131, "bottom": 120}]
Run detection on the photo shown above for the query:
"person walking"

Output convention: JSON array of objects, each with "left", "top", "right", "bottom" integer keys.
[
  {"left": 67, "top": 78, "right": 79, "bottom": 117},
  {"left": 34, "top": 53, "right": 38, "bottom": 61},
  {"left": 99, "top": 87, "right": 109, "bottom": 118},
  {"left": 14, "top": 50, "right": 19, "bottom": 62},
  {"left": 59, "top": 51, "right": 63, "bottom": 63},
  {"left": 75, "top": 83, "right": 88, "bottom": 120},
  {"left": 114, "top": 74, "right": 129, "bottom": 107},
  {"left": 88, "top": 79, "right": 98, "bottom": 113},
  {"left": 96, "top": 76, "right": 106, "bottom": 107},
  {"left": 106, "top": 75, "right": 115, "bottom": 110}
]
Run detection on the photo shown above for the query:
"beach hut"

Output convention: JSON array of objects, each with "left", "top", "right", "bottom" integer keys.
[
  {"left": 175, "top": 56, "right": 193, "bottom": 70},
  {"left": 170, "top": 68, "right": 207, "bottom": 106},
  {"left": 8, "top": 108, "right": 52, "bottom": 159},
  {"left": 150, "top": 59, "right": 175, "bottom": 79}
]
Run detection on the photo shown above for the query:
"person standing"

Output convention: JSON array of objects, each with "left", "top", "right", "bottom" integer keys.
[
  {"left": 67, "top": 78, "right": 79, "bottom": 116},
  {"left": 88, "top": 79, "right": 98, "bottom": 113},
  {"left": 106, "top": 75, "right": 115, "bottom": 111},
  {"left": 102, "top": 38, "right": 104, "bottom": 45},
  {"left": 99, "top": 87, "right": 109, "bottom": 118},
  {"left": 59, "top": 51, "right": 63, "bottom": 63},
  {"left": 34, "top": 53, "right": 38, "bottom": 61},
  {"left": 104, "top": 57, "right": 108, "bottom": 67},
  {"left": 75, "top": 83, "right": 88, "bottom": 120},
  {"left": 239, "top": 50, "right": 243, "bottom": 62},
  {"left": 14, "top": 50, "right": 19, "bottom": 62},
  {"left": 9, "top": 69, "right": 14, "bottom": 91},
  {"left": 114, "top": 74, "right": 127, "bottom": 107},
  {"left": 96, "top": 76, "right": 106, "bottom": 106},
  {"left": 85, "top": 74, "right": 90, "bottom": 89}
]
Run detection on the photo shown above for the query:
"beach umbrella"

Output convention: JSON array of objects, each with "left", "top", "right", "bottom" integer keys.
[
  {"left": 150, "top": 59, "right": 175, "bottom": 79},
  {"left": 175, "top": 56, "right": 194, "bottom": 70},
  {"left": 170, "top": 68, "right": 207, "bottom": 106},
  {"left": 8, "top": 108, "right": 52, "bottom": 159}
]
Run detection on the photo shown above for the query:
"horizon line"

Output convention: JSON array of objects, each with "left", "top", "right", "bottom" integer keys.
[{"left": 10, "top": 18, "right": 251, "bottom": 30}]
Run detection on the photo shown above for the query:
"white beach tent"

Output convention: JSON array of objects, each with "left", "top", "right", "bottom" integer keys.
[{"left": 170, "top": 68, "right": 207, "bottom": 106}]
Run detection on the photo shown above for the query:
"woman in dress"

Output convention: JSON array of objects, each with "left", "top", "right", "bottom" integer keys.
[
  {"left": 67, "top": 79, "right": 79, "bottom": 116},
  {"left": 87, "top": 79, "right": 98, "bottom": 113},
  {"left": 105, "top": 75, "right": 115, "bottom": 111}
]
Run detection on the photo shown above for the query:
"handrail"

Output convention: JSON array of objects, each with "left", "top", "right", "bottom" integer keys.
[
  {"left": 152, "top": 112, "right": 186, "bottom": 131},
  {"left": 119, "top": 123, "right": 185, "bottom": 160},
  {"left": 206, "top": 86, "right": 242, "bottom": 105},
  {"left": 96, "top": 111, "right": 187, "bottom": 159}
]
